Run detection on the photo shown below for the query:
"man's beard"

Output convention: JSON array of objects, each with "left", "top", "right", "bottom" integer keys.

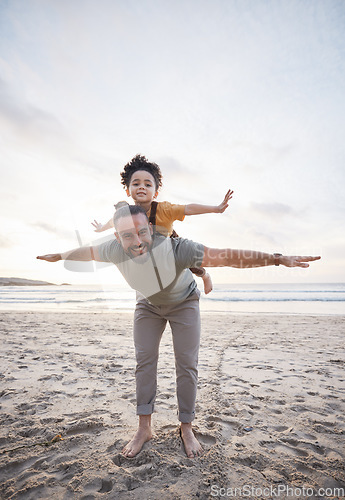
[{"left": 127, "top": 242, "right": 151, "bottom": 261}]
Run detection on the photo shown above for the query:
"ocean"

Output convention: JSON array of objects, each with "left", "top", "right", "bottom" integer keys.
[{"left": 0, "top": 283, "right": 344, "bottom": 315}]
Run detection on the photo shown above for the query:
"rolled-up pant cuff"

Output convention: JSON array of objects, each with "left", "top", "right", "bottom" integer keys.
[
  {"left": 137, "top": 403, "right": 154, "bottom": 415},
  {"left": 178, "top": 411, "right": 195, "bottom": 423}
]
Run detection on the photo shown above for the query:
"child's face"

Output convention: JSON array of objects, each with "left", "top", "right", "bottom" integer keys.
[{"left": 126, "top": 170, "right": 158, "bottom": 204}]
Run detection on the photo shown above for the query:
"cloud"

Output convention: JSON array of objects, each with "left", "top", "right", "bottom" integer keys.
[
  {"left": 156, "top": 156, "right": 198, "bottom": 185},
  {"left": 0, "top": 77, "right": 120, "bottom": 183},
  {"left": 31, "top": 222, "right": 58, "bottom": 234},
  {"left": 156, "top": 156, "right": 186, "bottom": 175},
  {"left": 0, "top": 78, "right": 67, "bottom": 142},
  {"left": 0, "top": 235, "right": 13, "bottom": 248},
  {"left": 250, "top": 202, "right": 294, "bottom": 219},
  {"left": 30, "top": 222, "right": 76, "bottom": 241}
]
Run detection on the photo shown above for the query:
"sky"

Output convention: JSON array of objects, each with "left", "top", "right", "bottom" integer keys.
[{"left": 0, "top": 0, "right": 344, "bottom": 285}]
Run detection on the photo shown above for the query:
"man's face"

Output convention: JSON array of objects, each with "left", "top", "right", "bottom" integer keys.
[{"left": 115, "top": 213, "right": 153, "bottom": 259}]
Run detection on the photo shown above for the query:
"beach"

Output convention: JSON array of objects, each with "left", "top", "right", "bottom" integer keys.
[{"left": 0, "top": 311, "right": 344, "bottom": 499}]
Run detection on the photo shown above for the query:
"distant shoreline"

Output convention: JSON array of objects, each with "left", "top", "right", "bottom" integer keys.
[{"left": 0, "top": 277, "right": 57, "bottom": 286}]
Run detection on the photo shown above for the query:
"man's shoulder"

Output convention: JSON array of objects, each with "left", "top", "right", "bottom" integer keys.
[
  {"left": 96, "top": 236, "right": 124, "bottom": 262},
  {"left": 97, "top": 236, "right": 118, "bottom": 250},
  {"left": 169, "top": 237, "right": 204, "bottom": 269},
  {"left": 153, "top": 233, "right": 168, "bottom": 244},
  {"left": 153, "top": 234, "right": 203, "bottom": 251},
  {"left": 170, "top": 236, "right": 204, "bottom": 252}
]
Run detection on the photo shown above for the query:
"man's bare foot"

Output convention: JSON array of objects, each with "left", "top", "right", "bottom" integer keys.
[
  {"left": 180, "top": 423, "right": 203, "bottom": 458},
  {"left": 122, "top": 415, "right": 152, "bottom": 458},
  {"left": 202, "top": 273, "right": 213, "bottom": 294}
]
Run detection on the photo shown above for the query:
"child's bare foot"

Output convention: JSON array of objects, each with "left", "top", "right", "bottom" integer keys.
[
  {"left": 122, "top": 416, "right": 152, "bottom": 457},
  {"left": 202, "top": 273, "right": 213, "bottom": 294},
  {"left": 180, "top": 423, "right": 203, "bottom": 458}
]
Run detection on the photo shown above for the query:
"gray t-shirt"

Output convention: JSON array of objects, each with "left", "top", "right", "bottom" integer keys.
[{"left": 97, "top": 234, "right": 204, "bottom": 305}]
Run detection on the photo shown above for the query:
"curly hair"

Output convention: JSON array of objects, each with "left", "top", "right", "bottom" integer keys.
[{"left": 120, "top": 155, "right": 163, "bottom": 191}]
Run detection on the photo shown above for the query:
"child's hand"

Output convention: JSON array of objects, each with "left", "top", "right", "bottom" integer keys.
[
  {"left": 91, "top": 220, "right": 104, "bottom": 232},
  {"left": 216, "top": 189, "right": 233, "bottom": 213}
]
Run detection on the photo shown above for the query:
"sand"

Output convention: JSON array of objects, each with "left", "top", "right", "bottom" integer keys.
[{"left": 0, "top": 311, "right": 344, "bottom": 499}]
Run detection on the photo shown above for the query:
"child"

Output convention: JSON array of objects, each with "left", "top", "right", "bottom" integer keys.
[{"left": 92, "top": 155, "right": 233, "bottom": 294}]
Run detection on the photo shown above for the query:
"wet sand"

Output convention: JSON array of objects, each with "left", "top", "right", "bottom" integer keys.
[{"left": 0, "top": 311, "right": 344, "bottom": 499}]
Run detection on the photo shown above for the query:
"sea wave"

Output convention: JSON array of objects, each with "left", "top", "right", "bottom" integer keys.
[
  {"left": 1, "top": 283, "right": 344, "bottom": 314},
  {"left": 204, "top": 296, "right": 344, "bottom": 302}
]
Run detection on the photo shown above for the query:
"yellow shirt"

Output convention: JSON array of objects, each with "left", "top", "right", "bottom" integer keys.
[{"left": 147, "top": 201, "right": 185, "bottom": 237}]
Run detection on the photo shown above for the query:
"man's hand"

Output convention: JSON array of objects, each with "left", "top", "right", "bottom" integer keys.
[
  {"left": 36, "top": 254, "right": 62, "bottom": 262},
  {"left": 215, "top": 189, "right": 233, "bottom": 213},
  {"left": 280, "top": 255, "right": 321, "bottom": 268}
]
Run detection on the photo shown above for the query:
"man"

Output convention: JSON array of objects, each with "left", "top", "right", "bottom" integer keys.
[{"left": 37, "top": 204, "right": 320, "bottom": 458}]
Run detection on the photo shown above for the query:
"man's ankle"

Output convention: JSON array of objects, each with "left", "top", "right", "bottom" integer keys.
[{"left": 138, "top": 414, "right": 152, "bottom": 428}]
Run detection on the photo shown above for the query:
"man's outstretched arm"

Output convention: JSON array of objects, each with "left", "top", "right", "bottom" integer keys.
[
  {"left": 201, "top": 248, "right": 321, "bottom": 268},
  {"left": 37, "top": 246, "right": 102, "bottom": 262}
]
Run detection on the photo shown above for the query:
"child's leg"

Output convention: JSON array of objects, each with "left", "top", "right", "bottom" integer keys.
[{"left": 189, "top": 267, "right": 213, "bottom": 295}]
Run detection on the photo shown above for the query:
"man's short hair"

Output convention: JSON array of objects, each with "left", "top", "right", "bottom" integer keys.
[{"left": 113, "top": 203, "right": 149, "bottom": 229}]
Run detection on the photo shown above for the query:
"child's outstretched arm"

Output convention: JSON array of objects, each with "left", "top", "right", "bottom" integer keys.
[
  {"left": 91, "top": 218, "right": 114, "bottom": 232},
  {"left": 184, "top": 189, "right": 233, "bottom": 216}
]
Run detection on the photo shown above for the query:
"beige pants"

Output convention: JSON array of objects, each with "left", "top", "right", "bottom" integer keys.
[{"left": 133, "top": 291, "right": 201, "bottom": 423}]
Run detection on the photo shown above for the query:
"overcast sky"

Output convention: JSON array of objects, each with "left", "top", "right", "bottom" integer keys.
[{"left": 1, "top": 0, "right": 344, "bottom": 285}]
